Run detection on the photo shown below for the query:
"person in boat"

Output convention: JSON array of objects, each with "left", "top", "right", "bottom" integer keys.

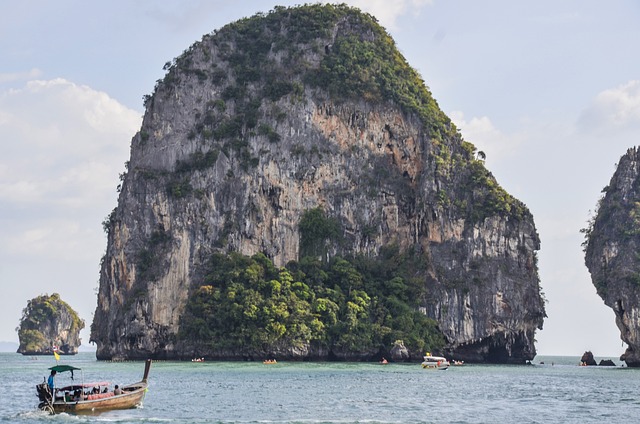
[
  {"left": 47, "top": 370, "right": 56, "bottom": 392},
  {"left": 114, "top": 385, "right": 122, "bottom": 395}
]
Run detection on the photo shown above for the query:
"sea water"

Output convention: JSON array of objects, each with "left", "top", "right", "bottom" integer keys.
[{"left": 2, "top": 352, "right": 639, "bottom": 423}]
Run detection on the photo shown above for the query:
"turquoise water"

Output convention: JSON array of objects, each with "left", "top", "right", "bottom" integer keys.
[{"left": 2, "top": 353, "right": 639, "bottom": 423}]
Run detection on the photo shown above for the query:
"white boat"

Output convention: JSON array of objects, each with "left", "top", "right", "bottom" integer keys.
[{"left": 421, "top": 354, "right": 449, "bottom": 370}]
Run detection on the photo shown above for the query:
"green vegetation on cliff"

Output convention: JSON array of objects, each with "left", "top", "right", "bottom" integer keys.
[
  {"left": 180, "top": 206, "right": 443, "bottom": 357},
  {"left": 298, "top": 207, "right": 342, "bottom": 259},
  {"left": 208, "top": 4, "right": 451, "bottom": 131},
  {"left": 180, "top": 251, "right": 444, "bottom": 356},
  {"left": 180, "top": 244, "right": 444, "bottom": 357}
]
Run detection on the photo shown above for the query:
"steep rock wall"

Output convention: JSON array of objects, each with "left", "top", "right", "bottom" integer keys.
[{"left": 91, "top": 5, "right": 545, "bottom": 362}]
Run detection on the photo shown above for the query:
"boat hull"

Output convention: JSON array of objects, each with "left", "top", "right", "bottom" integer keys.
[
  {"left": 421, "top": 362, "right": 449, "bottom": 370},
  {"left": 46, "top": 384, "right": 147, "bottom": 414}
]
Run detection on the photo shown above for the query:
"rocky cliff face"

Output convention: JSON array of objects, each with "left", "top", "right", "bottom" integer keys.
[
  {"left": 17, "top": 293, "right": 84, "bottom": 355},
  {"left": 584, "top": 147, "right": 640, "bottom": 366},
  {"left": 91, "top": 5, "right": 545, "bottom": 362}
]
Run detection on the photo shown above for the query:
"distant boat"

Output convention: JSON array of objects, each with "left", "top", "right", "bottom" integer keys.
[
  {"left": 36, "top": 359, "right": 151, "bottom": 414},
  {"left": 263, "top": 359, "right": 277, "bottom": 364},
  {"left": 421, "top": 354, "right": 449, "bottom": 370}
]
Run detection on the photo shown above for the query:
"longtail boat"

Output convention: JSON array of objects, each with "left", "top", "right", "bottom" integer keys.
[{"left": 36, "top": 359, "right": 151, "bottom": 414}]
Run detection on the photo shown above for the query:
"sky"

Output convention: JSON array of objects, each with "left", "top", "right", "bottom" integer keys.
[{"left": 2, "top": 0, "right": 639, "bottom": 358}]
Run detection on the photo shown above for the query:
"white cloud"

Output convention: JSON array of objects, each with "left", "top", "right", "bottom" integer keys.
[
  {"left": 578, "top": 80, "right": 640, "bottom": 133},
  {"left": 0, "top": 68, "right": 42, "bottom": 84},
  {"left": 0, "top": 80, "right": 137, "bottom": 343},
  {"left": 449, "top": 110, "right": 521, "bottom": 163},
  {"left": 5, "top": 220, "right": 103, "bottom": 262},
  {"left": 0, "top": 78, "right": 139, "bottom": 204},
  {"left": 345, "top": 0, "right": 433, "bottom": 30},
  {"left": 0, "top": 78, "right": 141, "bottom": 259}
]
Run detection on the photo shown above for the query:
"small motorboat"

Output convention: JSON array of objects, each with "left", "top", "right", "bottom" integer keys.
[
  {"left": 263, "top": 359, "right": 277, "bottom": 364},
  {"left": 36, "top": 359, "right": 151, "bottom": 414},
  {"left": 421, "top": 353, "right": 449, "bottom": 370}
]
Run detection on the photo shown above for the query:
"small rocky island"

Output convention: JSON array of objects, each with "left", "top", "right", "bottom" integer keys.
[
  {"left": 17, "top": 293, "right": 84, "bottom": 355},
  {"left": 91, "top": 4, "right": 546, "bottom": 362},
  {"left": 584, "top": 147, "right": 640, "bottom": 366}
]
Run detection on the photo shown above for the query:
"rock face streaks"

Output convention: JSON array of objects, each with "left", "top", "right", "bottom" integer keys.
[
  {"left": 585, "top": 147, "right": 640, "bottom": 366},
  {"left": 90, "top": 5, "right": 545, "bottom": 362}
]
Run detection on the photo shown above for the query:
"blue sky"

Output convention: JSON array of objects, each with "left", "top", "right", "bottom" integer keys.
[{"left": 2, "top": 0, "right": 639, "bottom": 357}]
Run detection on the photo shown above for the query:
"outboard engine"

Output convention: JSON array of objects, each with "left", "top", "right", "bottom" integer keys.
[
  {"left": 36, "top": 381, "right": 51, "bottom": 402},
  {"left": 36, "top": 380, "right": 54, "bottom": 413}
]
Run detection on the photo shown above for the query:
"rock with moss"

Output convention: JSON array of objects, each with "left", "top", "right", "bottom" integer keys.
[{"left": 17, "top": 293, "right": 85, "bottom": 355}]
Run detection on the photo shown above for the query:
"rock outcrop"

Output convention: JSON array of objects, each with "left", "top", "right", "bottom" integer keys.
[
  {"left": 17, "top": 293, "right": 84, "bottom": 355},
  {"left": 91, "top": 5, "right": 545, "bottom": 362},
  {"left": 580, "top": 351, "right": 597, "bottom": 366},
  {"left": 389, "top": 340, "right": 410, "bottom": 361},
  {"left": 584, "top": 147, "right": 640, "bottom": 366}
]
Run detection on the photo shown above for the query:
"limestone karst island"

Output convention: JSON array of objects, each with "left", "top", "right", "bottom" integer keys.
[
  {"left": 17, "top": 293, "right": 84, "bottom": 355},
  {"left": 584, "top": 147, "right": 640, "bottom": 367},
  {"left": 90, "top": 4, "right": 547, "bottom": 363}
]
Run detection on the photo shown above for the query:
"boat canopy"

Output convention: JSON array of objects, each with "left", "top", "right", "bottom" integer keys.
[
  {"left": 49, "top": 365, "right": 81, "bottom": 373},
  {"left": 423, "top": 356, "right": 447, "bottom": 361},
  {"left": 49, "top": 364, "right": 82, "bottom": 380}
]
